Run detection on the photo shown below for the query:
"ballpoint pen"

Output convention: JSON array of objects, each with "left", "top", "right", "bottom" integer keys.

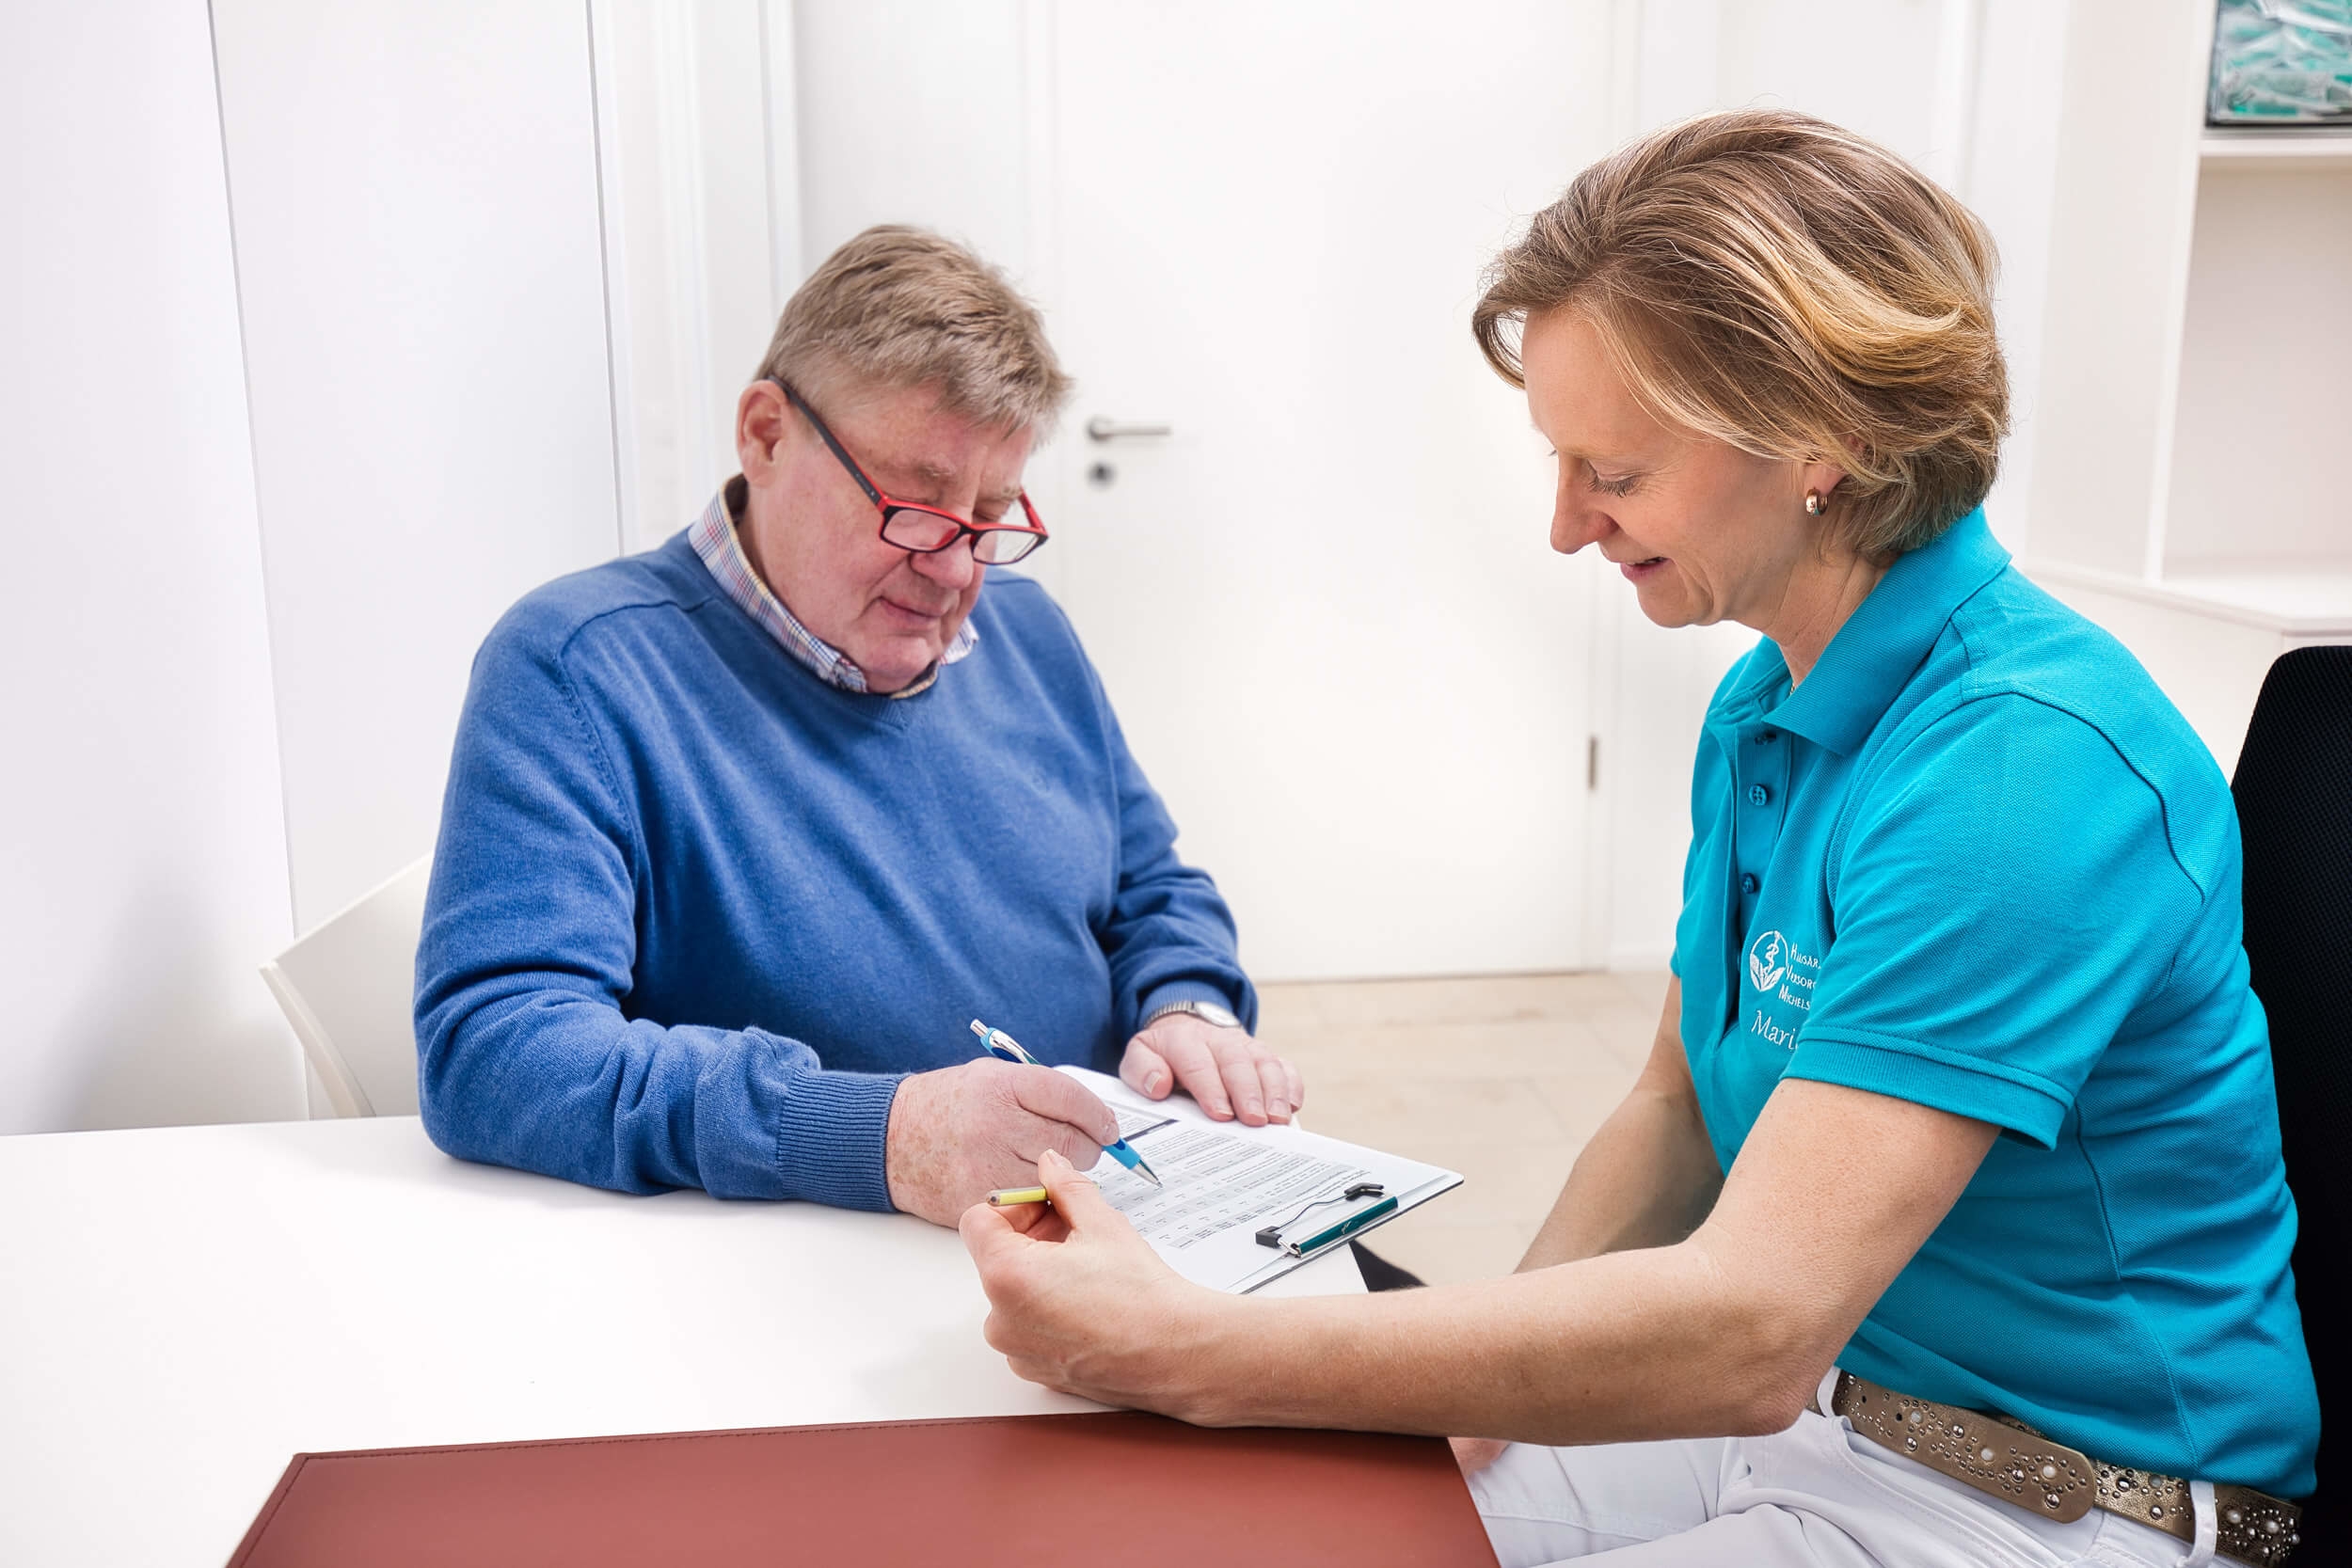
[
  {"left": 969, "top": 1018, "right": 1163, "bottom": 1187},
  {"left": 1273, "top": 1195, "right": 1398, "bottom": 1259}
]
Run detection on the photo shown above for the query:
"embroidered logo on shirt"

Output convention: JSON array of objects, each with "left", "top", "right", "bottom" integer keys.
[{"left": 1746, "top": 928, "right": 1823, "bottom": 1051}]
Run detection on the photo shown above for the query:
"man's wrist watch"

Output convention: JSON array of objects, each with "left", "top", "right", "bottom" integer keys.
[{"left": 1141, "top": 998, "right": 1242, "bottom": 1030}]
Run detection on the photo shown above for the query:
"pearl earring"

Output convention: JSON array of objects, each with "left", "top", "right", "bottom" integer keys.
[{"left": 1804, "top": 490, "right": 1826, "bottom": 516}]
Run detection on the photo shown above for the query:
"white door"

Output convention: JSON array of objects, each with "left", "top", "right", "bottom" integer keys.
[
  {"left": 210, "top": 0, "right": 624, "bottom": 930},
  {"left": 1041, "top": 4, "right": 1618, "bottom": 980}
]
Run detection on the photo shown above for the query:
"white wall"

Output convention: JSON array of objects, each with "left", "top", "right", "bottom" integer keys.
[
  {"left": 210, "top": 0, "right": 627, "bottom": 930},
  {"left": 1, "top": 1, "right": 304, "bottom": 1132},
  {"left": 595, "top": 0, "right": 803, "bottom": 546},
  {"left": 789, "top": 0, "right": 1061, "bottom": 595},
  {"left": 2025, "top": 0, "right": 2210, "bottom": 580},
  {"left": 1963, "top": 0, "right": 2072, "bottom": 562},
  {"left": 792, "top": 1, "right": 1033, "bottom": 279}
]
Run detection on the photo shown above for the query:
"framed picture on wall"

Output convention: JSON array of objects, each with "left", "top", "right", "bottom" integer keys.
[{"left": 2209, "top": 0, "right": 2352, "bottom": 124}]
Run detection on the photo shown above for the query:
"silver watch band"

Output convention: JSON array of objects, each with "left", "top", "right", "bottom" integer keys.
[{"left": 1140, "top": 998, "right": 1241, "bottom": 1030}]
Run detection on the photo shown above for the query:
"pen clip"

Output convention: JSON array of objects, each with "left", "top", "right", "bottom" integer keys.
[
  {"left": 970, "top": 1018, "right": 1042, "bottom": 1067},
  {"left": 1284, "top": 1201, "right": 1396, "bottom": 1259}
]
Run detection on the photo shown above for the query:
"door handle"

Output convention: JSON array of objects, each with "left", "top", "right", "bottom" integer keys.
[{"left": 1085, "top": 416, "right": 1172, "bottom": 442}]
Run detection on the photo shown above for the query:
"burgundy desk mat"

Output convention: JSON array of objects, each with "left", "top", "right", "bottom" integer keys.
[{"left": 227, "top": 1409, "right": 1501, "bottom": 1566}]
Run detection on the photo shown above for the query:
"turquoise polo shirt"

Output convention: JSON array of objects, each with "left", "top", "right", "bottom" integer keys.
[{"left": 1674, "top": 509, "right": 2317, "bottom": 1497}]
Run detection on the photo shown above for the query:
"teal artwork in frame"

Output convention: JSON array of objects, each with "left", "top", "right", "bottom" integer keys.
[{"left": 2209, "top": 0, "right": 2352, "bottom": 124}]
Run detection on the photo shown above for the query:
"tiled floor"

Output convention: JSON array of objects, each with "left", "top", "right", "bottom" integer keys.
[{"left": 1253, "top": 970, "right": 1670, "bottom": 1288}]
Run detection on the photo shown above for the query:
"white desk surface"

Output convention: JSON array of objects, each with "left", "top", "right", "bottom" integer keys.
[{"left": 0, "top": 1116, "right": 1362, "bottom": 1566}]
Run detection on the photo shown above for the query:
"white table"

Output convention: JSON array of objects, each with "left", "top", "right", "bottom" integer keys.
[{"left": 0, "top": 1117, "right": 1361, "bottom": 1566}]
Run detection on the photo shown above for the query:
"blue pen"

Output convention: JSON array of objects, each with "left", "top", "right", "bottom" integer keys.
[{"left": 969, "top": 1019, "right": 1163, "bottom": 1187}]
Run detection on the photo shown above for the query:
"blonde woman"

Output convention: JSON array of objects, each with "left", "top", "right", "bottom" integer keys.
[{"left": 961, "top": 111, "right": 2316, "bottom": 1567}]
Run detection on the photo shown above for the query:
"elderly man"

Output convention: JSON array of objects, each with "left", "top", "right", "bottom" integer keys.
[{"left": 415, "top": 226, "right": 1300, "bottom": 1224}]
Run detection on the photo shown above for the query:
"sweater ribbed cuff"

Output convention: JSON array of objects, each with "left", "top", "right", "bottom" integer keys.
[{"left": 772, "top": 1069, "right": 904, "bottom": 1212}]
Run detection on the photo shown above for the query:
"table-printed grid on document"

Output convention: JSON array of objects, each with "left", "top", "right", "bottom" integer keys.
[{"left": 1098, "top": 1112, "right": 1372, "bottom": 1251}]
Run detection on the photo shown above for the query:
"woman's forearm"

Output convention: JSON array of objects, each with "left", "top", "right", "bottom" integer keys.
[
  {"left": 1170, "top": 1080, "right": 1996, "bottom": 1448},
  {"left": 1516, "top": 1080, "right": 1723, "bottom": 1272},
  {"left": 1517, "top": 976, "right": 1724, "bottom": 1273},
  {"left": 1183, "top": 1080, "right": 1762, "bottom": 1445},
  {"left": 1202, "top": 1236, "right": 1806, "bottom": 1443},
  {"left": 1195, "top": 983, "right": 1744, "bottom": 1441}
]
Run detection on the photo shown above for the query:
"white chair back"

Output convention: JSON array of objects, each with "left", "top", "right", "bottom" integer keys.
[{"left": 260, "top": 857, "right": 432, "bottom": 1117}]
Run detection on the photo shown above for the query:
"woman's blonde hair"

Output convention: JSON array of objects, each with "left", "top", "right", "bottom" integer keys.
[
  {"left": 1471, "top": 108, "right": 2008, "bottom": 556},
  {"left": 755, "top": 225, "right": 1071, "bottom": 435}
]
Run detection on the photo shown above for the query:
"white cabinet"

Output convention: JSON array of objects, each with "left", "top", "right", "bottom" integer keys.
[
  {"left": 2020, "top": 0, "right": 2352, "bottom": 774},
  {"left": 2029, "top": 572, "right": 2346, "bottom": 778}
]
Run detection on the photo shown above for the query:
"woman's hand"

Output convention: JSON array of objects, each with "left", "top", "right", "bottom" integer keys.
[
  {"left": 1450, "top": 1436, "right": 1509, "bottom": 1476},
  {"left": 960, "top": 1148, "right": 1242, "bottom": 1419}
]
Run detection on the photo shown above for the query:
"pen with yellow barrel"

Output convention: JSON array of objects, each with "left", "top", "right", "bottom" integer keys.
[
  {"left": 986, "top": 1185, "right": 1051, "bottom": 1207},
  {"left": 969, "top": 1018, "right": 1163, "bottom": 1188}
]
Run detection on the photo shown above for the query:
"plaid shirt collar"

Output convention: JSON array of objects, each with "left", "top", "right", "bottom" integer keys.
[{"left": 688, "top": 477, "right": 977, "bottom": 699}]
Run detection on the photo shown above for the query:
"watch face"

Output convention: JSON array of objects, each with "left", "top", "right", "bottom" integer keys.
[{"left": 1195, "top": 1001, "right": 1241, "bottom": 1029}]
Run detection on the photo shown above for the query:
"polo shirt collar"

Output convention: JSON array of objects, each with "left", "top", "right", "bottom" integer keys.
[{"left": 1741, "top": 507, "right": 2009, "bottom": 756}]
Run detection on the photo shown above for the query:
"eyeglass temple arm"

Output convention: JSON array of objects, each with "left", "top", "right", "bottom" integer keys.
[
  {"left": 768, "top": 377, "right": 884, "bottom": 508},
  {"left": 771, "top": 375, "right": 1045, "bottom": 539}
]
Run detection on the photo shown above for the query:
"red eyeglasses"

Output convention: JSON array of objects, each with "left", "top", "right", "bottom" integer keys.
[{"left": 772, "top": 378, "right": 1049, "bottom": 565}]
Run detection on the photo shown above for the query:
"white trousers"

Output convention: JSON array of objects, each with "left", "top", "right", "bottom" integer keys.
[{"left": 1470, "top": 1374, "right": 2208, "bottom": 1568}]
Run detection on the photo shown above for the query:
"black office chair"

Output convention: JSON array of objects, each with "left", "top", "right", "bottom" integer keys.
[{"left": 2233, "top": 644, "right": 2352, "bottom": 1553}]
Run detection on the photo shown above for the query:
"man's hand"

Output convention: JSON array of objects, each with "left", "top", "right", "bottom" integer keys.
[
  {"left": 1120, "top": 1012, "right": 1302, "bottom": 1125},
  {"left": 961, "top": 1148, "right": 1238, "bottom": 1420},
  {"left": 885, "top": 1060, "right": 1121, "bottom": 1227}
]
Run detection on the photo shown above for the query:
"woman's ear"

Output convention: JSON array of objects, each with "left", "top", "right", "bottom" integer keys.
[
  {"left": 1810, "top": 433, "right": 1870, "bottom": 509},
  {"left": 1801, "top": 459, "right": 1849, "bottom": 514}
]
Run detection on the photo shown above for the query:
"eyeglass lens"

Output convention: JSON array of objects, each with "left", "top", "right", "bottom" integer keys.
[{"left": 880, "top": 507, "right": 1042, "bottom": 564}]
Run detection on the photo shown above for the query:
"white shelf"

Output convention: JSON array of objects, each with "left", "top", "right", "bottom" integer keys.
[
  {"left": 2023, "top": 558, "right": 2352, "bottom": 638},
  {"left": 2200, "top": 129, "right": 2352, "bottom": 169}
]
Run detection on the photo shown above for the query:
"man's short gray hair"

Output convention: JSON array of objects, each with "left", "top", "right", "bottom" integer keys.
[{"left": 755, "top": 225, "right": 1072, "bottom": 436}]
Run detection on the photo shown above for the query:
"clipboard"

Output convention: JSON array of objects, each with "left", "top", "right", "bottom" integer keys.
[{"left": 1057, "top": 1068, "right": 1463, "bottom": 1293}]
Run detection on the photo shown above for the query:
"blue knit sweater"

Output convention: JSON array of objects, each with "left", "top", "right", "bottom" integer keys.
[{"left": 414, "top": 533, "right": 1253, "bottom": 1209}]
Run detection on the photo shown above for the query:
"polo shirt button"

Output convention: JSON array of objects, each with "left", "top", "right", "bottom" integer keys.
[
  {"left": 1740, "top": 873, "right": 1759, "bottom": 895},
  {"left": 1758, "top": 729, "right": 1778, "bottom": 743},
  {"left": 1747, "top": 783, "right": 1771, "bottom": 807}
]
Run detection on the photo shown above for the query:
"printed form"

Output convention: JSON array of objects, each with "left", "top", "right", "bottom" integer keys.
[{"left": 1057, "top": 1068, "right": 1462, "bottom": 1293}]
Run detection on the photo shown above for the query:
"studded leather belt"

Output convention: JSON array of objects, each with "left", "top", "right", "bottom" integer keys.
[{"left": 1825, "top": 1371, "right": 2302, "bottom": 1565}]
